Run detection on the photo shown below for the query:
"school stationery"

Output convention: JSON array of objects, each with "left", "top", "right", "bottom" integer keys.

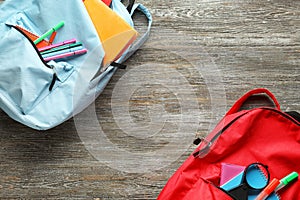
[
  {"left": 221, "top": 163, "right": 280, "bottom": 200},
  {"left": 43, "top": 48, "right": 88, "bottom": 62},
  {"left": 158, "top": 88, "right": 300, "bottom": 200},
  {"left": 84, "top": 0, "right": 138, "bottom": 71},
  {"left": 255, "top": 178, "right": 280, "bottom": 200},
  {"left": 224, "top": 163, "right": 269, "bottom": 200},
  {"left": 41, "top": 42, "right": 83, "bottom": 55},
  {"left": 221, "top": 171, "right": 244, "bottom": 191},
  {"left": 48, "top": 31, "right": 57, "bottom": 44},
  {"left": 15, "top": 25, "right": 50, "bottom": 48},
  {"left": 249, "top": 191, "right": 280, "bottom": 200},
  {"left": 42, "top": 46, "right": 84, "bottom": 59},
  {"left": 34, "top": 21, "right": 64, "bottom": 45},
  {"left": 38, "top": 39, "right": 77, "bottom": 52},
  {"left": 220, "top": 163, "right": 246, "bottom": 186},
  {"left": 0, "top": 0, "right": 152, "bottom": 130},
  {"left": 275, "top": 172, "right": 298, "bottom": 192}
]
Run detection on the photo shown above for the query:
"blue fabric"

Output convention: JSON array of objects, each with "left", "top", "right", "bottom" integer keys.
[{"left": 0, "top": 0, "right": 151, "bottom": 130}]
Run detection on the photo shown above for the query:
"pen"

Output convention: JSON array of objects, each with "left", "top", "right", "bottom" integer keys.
[
  {"left": 34, "top": 21, "right": 65, "bottom": 45},
  {"left": 275, "top": 172, "right": 298, "bottom": 192},
  {"left": 43, "top": 48, "right": 87, "bottom": 62},
  {"left": 255, "top": 178, "right": 280, "bottom": 200},
  {"left": 38, "top": 39, "right": 77, "bottom": 52}
]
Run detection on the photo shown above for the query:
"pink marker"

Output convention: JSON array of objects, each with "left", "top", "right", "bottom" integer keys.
[
  {"left": 44, "top": 49, "right": 87, "bottom": 62},
  {"left": 38, "top": 38, "right": 77, "bottom": 52}
]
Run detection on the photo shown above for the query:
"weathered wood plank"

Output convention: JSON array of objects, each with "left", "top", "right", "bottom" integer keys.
[{"left": 0, "top": 0, "right": 299, "bottom": 199}]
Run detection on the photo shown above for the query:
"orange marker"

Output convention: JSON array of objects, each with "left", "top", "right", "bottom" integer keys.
[
  {"left": 49, "top": 31, "right": 57, "bottom": 44},
  {"left": 255, "top": 178, "right": 280, "bottom": 200}
]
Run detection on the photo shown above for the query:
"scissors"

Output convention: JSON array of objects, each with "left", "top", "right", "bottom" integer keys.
[{"left": 228, "top": 163, "right": 270, "bottom": 200}]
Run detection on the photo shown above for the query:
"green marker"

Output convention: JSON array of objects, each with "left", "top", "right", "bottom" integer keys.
[
  {"left": 275, "top": 172, "right": 298, "bottom": 192},
  {"left": 34, "top": 21, "right": 64, "bottom": 45},
  {"left": 41, "top": 42, "right": 83, "bottom": 55}
]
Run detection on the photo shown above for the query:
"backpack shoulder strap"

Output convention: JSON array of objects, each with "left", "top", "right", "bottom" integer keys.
[{"left": 119, "top": 3, "right": 152, "bottom": 63}]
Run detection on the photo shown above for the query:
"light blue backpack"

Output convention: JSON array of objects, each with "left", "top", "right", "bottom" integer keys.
[{"left": 0, "top": 0, "right": 152, "bottom": 130}]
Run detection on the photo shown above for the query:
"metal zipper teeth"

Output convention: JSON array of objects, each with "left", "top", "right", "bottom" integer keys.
[
  {"left": 264, "top": 107, "right": 300, "bottom": 126},
  {"left": 193, "top": 112, "right": 248, "bottom": 157}
]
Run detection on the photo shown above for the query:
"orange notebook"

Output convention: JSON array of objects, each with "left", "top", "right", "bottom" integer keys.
[{"left": 83, "top": 0, "right": 138, "bottom": 71}]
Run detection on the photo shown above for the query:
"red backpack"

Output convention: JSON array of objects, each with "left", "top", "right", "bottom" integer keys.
[{"left": 158, "top": 88, "right": 300, "bottom": 200}]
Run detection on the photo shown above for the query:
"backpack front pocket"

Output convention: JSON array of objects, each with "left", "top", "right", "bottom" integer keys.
[{"left": 0, "top": 13, "right": 74, "bottom": 115}]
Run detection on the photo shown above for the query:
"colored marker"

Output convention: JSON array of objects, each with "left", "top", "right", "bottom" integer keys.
[
  {"left": 275, "top": 172, "right": 298, "bottom": 192},
  {"left": 38, "top": 38, "right": 77, "bottom": 52},
  {"left": 34, "top": 21, "right": 65, "bottom": 45},
  {"left": 42, "top": 46, "right": 84, "bottom": 59},
  {"left": 43, "top": 48, "right": 87, "bottom": 62},
  {"left": 49, "top": 31, "right": 57, "bottom": 44},
  {"left": 255, "top": 178, "right": 280, "bottom": 200},
  {"left": 41, "top": 42, "right": 82, "bottom": 55}
]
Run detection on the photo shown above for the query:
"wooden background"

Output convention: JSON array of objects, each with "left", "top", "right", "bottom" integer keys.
[{"left": 0, "top": 0, "right": 299, "bottom": 199}]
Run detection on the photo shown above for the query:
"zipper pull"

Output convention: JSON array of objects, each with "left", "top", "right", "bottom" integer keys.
[
  {"left": 193, "top": 136, "right": 212, "bottom": 158},
  {"left": 49, "top": 73, "right": 57, "bottom": 91},
  {"left": 193, "top": 137, "right": 202, "bottom": 145}
]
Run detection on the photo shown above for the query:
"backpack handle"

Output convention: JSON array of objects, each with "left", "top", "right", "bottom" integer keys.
[
  {"left": 126, "top": 0, "right": 135, "bottom": 13},
  {"left": 119, "top": 3, "right": 152, "bottom": 63},
  {"left": 225, "top": 88, "right": 281, "bottom": 116}
]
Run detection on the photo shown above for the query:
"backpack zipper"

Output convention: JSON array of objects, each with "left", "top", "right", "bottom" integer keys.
[
  {"left": 193, "top": 107, "right": 299, "bottom": 158},
  {"left": 193, "top": 112, "right": 248, "bottom": 158}
]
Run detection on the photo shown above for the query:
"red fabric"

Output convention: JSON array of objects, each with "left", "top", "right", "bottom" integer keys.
[
  {"left": 158, "top": 89, "right": 300, "bottom": 200},
  {"left": 82, "top": 0, "right": 112, "bottom": 6},
  {"left": 225, "top": 88, "right": 281, "bottom": 116},
  {"left": 101, "top": 0, "right": 112, "bottom": 6}
]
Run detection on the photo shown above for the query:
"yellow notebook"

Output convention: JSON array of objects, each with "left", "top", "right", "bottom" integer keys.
[{"left": 84, "top": 0, "right": 138, "bottom": 70}]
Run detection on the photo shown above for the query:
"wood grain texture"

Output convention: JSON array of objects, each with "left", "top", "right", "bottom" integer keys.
[{"left": 0, "top": 0, "right": 299, "bottom": 199}]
